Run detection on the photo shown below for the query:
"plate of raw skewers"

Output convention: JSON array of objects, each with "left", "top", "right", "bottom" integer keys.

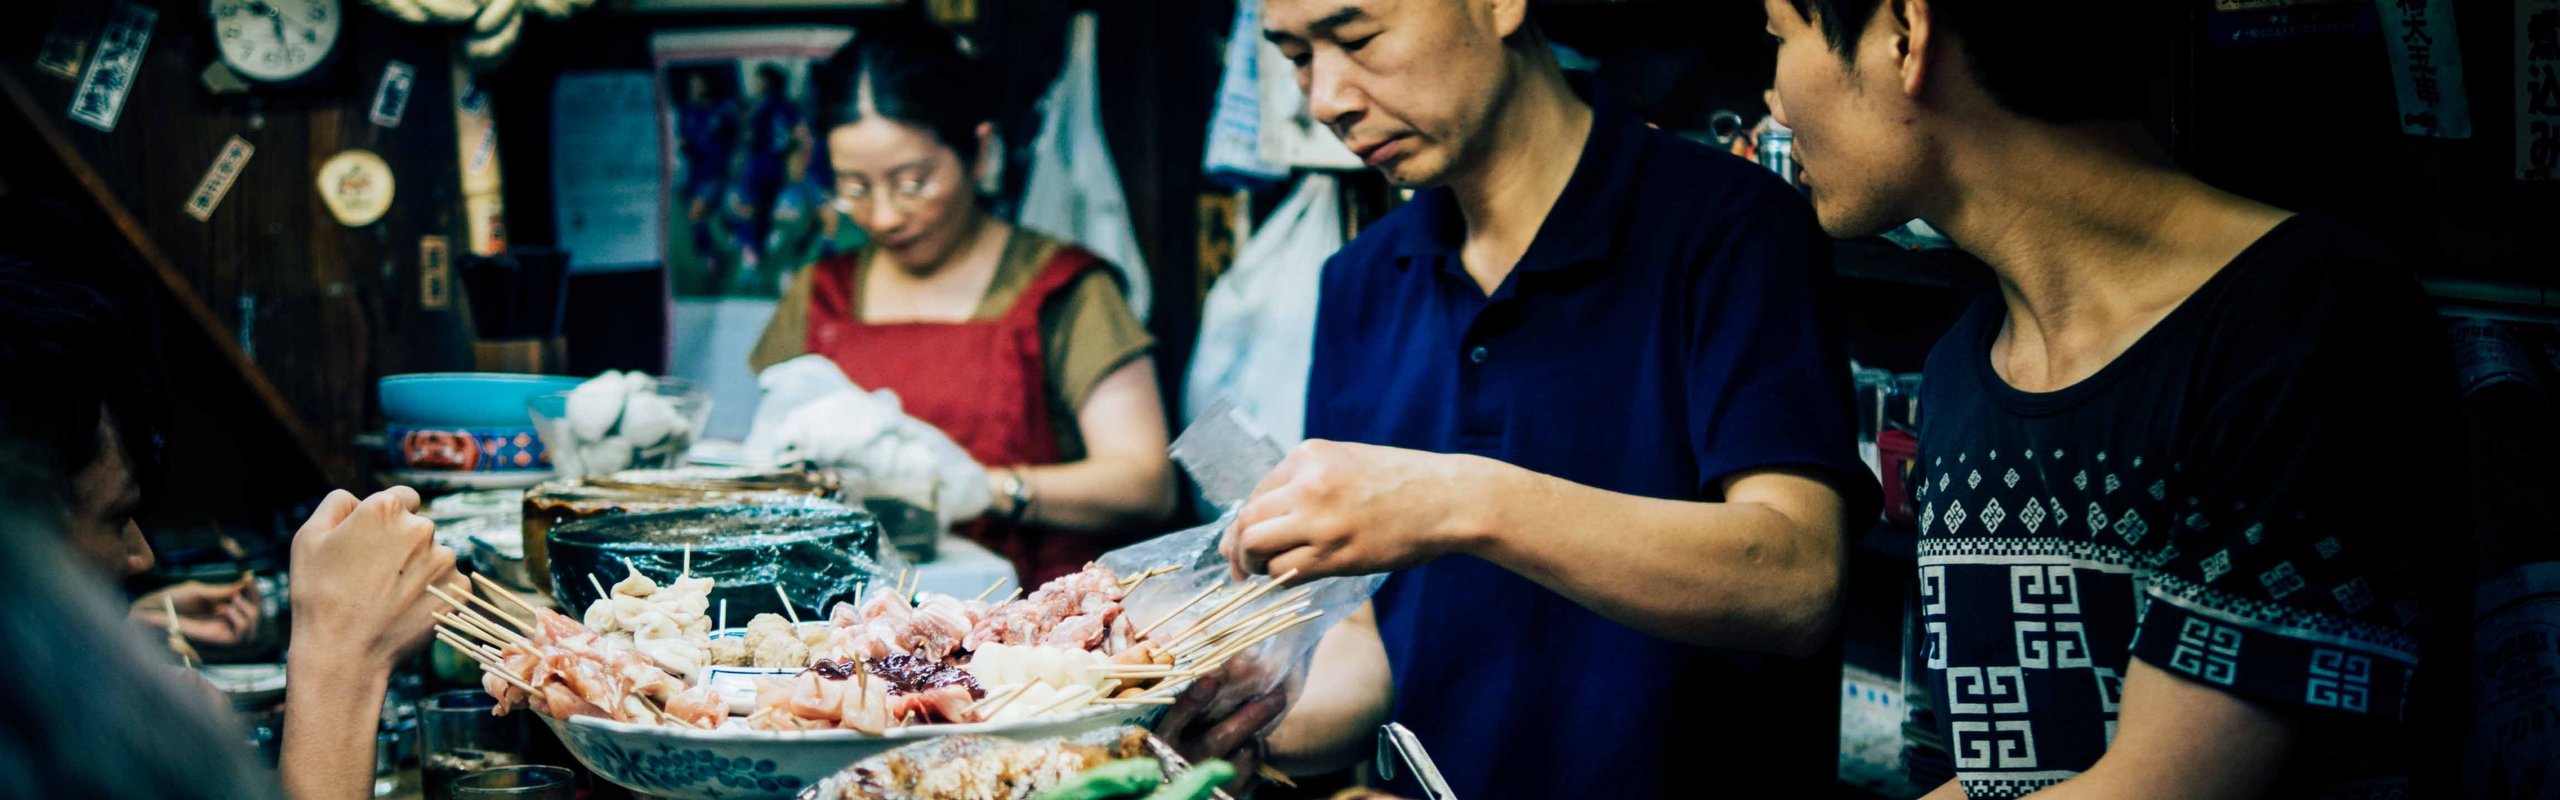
[{"left": 435, "top": 555, "right": 1323, "bottom": 800}]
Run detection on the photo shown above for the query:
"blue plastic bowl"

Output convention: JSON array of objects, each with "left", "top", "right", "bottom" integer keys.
[{"left": 379, "top": 372, "right": 585, "bottom": 428}]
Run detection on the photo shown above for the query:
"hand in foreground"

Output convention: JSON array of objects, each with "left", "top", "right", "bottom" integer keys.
[
  {"left": 1222, "top": 441, "right": 1507, "bottom": 581},
  {"left": 288, "top": 487, "right": 466, "bottom": 671},
  {"left": 1152, "top": 659, "right": 1288, "bottom": 798}
]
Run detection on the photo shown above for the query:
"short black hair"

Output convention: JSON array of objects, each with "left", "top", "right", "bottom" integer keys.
[
  {"left": 812, "top": 15, "right": 990, "bottom": 159},
  {"left": 0, "top": 196, "right": 166, "bottom": 504},
  {"left": 1781, "top": 0, "right": 2170, "bottom": 123}
]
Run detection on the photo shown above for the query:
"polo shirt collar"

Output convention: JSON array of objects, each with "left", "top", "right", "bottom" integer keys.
[{"left": 1390, "top": 71, "right": 1648, "bottom": 275}]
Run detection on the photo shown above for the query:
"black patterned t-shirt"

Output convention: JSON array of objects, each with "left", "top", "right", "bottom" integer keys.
[{"left": 1913, "top": 215, "right": 2462, "bottom": 798}]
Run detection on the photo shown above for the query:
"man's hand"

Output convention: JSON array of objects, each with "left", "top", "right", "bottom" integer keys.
[
  {"left": 130, "top": 575, "right": 263, "bottom": 648},
  {"left": 1153, "top": 659, "right": 1288, "bottom": 797},
  {"left": 1222, "top": 441, "right": 1510, "bottom": 581},
  {"left": 287, "top": 487, "right": 465, "bottom": 672}
]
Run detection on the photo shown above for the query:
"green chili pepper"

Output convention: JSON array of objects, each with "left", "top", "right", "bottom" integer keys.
[
  {"left": 1032, "top": 758, "right": 1164, "bottom": 800},
  {"left": 1142, "top": 759, "right": 1236, "bottom": 800}
]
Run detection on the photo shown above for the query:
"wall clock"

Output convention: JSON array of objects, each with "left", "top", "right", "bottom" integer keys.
[{"left": 210, "top": 0, "right": 342, "bottom": 84}]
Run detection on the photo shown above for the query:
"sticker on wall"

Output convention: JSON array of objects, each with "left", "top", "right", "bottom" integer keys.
[
  {"left": 316, "top": 149, "right": 395, "bottom": 227},
  {"left": 419, "top": 235, "right": 453, "bottom": 310},
  {"left": 35, "top": 4, "right": 96, "bottom": 79},
  {"left": 67, "top": 1, "right": 157, "bottom": 132},
  {"left": 184, "top": 135, "right": 256, "bottom": 222},
  {"left": 372, "top": 60, "right": 417, "bottom": 128}
]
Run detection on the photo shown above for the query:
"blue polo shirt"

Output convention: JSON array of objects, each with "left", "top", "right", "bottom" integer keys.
[{"left": 1303, "top": 75, "right": 1875, "bottom": 799}]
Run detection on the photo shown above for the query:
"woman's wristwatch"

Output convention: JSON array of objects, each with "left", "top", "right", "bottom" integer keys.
[{"left": 999, "top": 468, "right": 1035, "bottom": 525}]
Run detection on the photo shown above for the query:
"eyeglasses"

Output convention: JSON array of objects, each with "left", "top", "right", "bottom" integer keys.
[{"left": 831, "top": 175, "right": 946, "bottom": 215}]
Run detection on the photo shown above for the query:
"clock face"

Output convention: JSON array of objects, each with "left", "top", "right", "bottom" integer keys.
[{"left": 210, "top": 0, "right": 341, "bottom": 83}]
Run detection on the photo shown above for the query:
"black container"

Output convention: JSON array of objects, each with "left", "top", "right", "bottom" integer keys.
[{"left": 546, "top": 503, "right": 887, "bottom": 625}]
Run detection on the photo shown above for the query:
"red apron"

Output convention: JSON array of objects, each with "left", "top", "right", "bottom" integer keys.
[{"left": 804, "top": 244, "right": 1116, "bottom": 588}]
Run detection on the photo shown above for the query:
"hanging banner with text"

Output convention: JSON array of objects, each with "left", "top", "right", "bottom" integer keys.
[{"left": 2375, "top": 0, "right": 2471, "bottom": 139}]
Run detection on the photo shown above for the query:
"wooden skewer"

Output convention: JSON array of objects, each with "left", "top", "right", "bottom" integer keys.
[
  {"left": 436, "top": 603, "right": 526, "bottom": 644},
  {"left": 1182, "top": 595, "right": 1314, "bottom": 656},
  {"left": 1134, "top": 583, "right": 1224, "bottom": 641},
  {"left": 774, "top": 585, "right": 801, "bottom": 625},
  {"left": 718, "top": 599, "right": 729, "bottom": 632},
  {"left": 681, "top": 543, "right": 692, "bottom": 578},
  {"left": 1165, "top": 585, "right": 1255, "bottom": 646},
  {"left": 1094, "top": 697, "right": 1177, "bottom": 706},
  {"left": 589, "top": 574, "right": 611, "bottom": 604},
  {"left": 448, "top": 583, "right": 532, "bottom": 631},
  {"left": 1029, "top": 687, "right": 1098, "bottom": 717},
  {"left": 426, "top": 586, "right": 526, "bottom": 639},
  {"left": 897, "top": 568, "right": 914, "bottom": 600},
  {"left": 1169, "top": 569, "right": 1296, "bottom": 646},
  {"left": 440, "top": 611, "right": 527, "bottom": 647},
  {"left": 470, "top": 572, "right": 543, "bottom": 618},
  {"left": 997, "top": 587, "right": 1022, "bottom": 604},
  {"left": 1258, "top": 765, "right": 1299, "bottom": 788},
  {"left": 973, "top": 577, "right": 1009, "bottom": 603},
  {"left": 481, "top": 665, "right": 537, "bottom": 694},
  {"left": 161, "top": 594, "right": 201, "bottom": 668},
  {"left": 1193, "top": 611, "right": 1325, "bottom": 672},
  {"left": 974, "top": 683, "right": 1036, "bottom": 719},
  {"left": 437, "top": 629, "right": 502, "bottom": 662}
]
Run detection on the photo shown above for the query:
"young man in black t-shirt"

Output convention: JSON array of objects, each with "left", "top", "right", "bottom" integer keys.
[{"left": 1767, "top": 2, "right": 2466, "bottom": 798}]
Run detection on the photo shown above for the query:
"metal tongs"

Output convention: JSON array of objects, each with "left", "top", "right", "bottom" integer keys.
[{"left": 1376, "top": 723, "right": 1456, "bottom": 800}]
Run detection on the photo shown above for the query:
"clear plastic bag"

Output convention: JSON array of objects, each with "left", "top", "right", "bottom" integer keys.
[{"left": 1100, "top": 399, "right": 1386, "bottom": 729}]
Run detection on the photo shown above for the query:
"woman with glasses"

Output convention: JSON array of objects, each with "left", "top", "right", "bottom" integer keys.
[{"left": 750, "top": 18, "right": 1175, "bottom": 587}]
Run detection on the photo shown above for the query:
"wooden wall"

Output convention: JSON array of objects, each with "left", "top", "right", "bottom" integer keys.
[{"left": 2, "top": 2, "right": 478, "bottom": 520}]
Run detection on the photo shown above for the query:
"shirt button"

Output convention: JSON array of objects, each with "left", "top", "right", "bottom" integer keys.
[{"left": 1467, "top": 346, "right": 1490, "bottom": 365}]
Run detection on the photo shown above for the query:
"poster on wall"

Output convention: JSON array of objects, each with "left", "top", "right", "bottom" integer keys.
[{"left": 651, "top": 27, "right": 861, "bottom": 298}]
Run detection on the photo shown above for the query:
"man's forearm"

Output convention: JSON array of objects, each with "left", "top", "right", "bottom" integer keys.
[
  {"left": 1463, "top": 464, "right": 1847, "bottom": 654},
  {"left": 281, "top": 652, "right": 391, "bottom": 800}
]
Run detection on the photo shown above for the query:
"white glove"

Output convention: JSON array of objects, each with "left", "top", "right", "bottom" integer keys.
[{"left": 766, "top": 388, "right": 994, "bottom": 529}]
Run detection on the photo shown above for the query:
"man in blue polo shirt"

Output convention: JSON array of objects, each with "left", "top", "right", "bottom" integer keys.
[{"left": 1161, "top": 1, "right": 1877, "bottom": 797}]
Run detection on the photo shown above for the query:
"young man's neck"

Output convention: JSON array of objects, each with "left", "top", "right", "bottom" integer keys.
[
  {"left": 1923, "top": 118, "right": 2289, "bottom": 390},
  {"left": 1447, "top": 57, "right": 1593, "bottom": 295}
]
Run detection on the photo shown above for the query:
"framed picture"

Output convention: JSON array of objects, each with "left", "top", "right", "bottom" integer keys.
[{"left": 653, "top": 27, "right": 860, "bottom": 298}]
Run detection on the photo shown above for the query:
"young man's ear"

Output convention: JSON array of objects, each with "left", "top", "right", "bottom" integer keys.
[
  {"left": 1889, "top": 0, "right": 1937, "bottom": 101},
  {"left": 1488, "top": 0, "right": 1533, "bottom": 41}
]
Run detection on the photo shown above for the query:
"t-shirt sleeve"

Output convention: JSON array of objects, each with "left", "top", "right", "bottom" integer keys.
[
  {"left": 748, "top": 264, "right": 818, "bottom": 373},
  {"left": 1040, "top": 268, "right": 1156, "bottom": 413},
  {"left": 2128, "top": 261, "right": 2458, "bottom": 721},
  {"left": 1684, "top": 207, "right": 1881, "bottom": 519}
]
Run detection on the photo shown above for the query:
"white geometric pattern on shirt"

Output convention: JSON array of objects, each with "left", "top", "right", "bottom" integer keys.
[
  {"left": 1945, "top": 499, "right": 1969, "bottom": 535},
  {"left": 2019, "top": 497, "right": 2047, "bottom": 533},
  {"left": 1983, "top": 498, "right": 2008, "bottom": 533}
]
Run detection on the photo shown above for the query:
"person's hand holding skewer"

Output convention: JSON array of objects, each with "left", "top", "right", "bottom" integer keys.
[
  {"left": 288, "top": 487, "right": 467, "bottom": 672},
  {"left": 130, "top": 572, "right": 264, "bottom": 649},
  {"left": 281, "top": 486, "right": 470, "bottom": 800}
]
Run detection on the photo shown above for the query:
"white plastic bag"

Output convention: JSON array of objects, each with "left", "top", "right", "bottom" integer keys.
[
  {"left": 742, "top": 355, "right": 995, "bottom": 529},
  {"left": 1182, "top": 173, "right": 1341, "bottom": 444},
  {"left": 1018, "top": 11, "right": 1153, "bottom": 322}
]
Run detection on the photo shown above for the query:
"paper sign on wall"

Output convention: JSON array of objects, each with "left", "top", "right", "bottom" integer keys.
[
  {"left": 67, "top": 2, "right": 157, "bottom": 133},
  {"left": 2520, "top": 0, "right": 2560, "bottom": 180},
  {"left": 372, "top": 60, "right": 416, "bottom": 128},
  {"left": 2376, "top": 0, "right": 2472, "bottom": 139},
  {"left": 419, "top": 236, "right": 453, "bottom": 310},
  {"left": 183, "top": 135, "right": 255, "bottom": 222}
]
